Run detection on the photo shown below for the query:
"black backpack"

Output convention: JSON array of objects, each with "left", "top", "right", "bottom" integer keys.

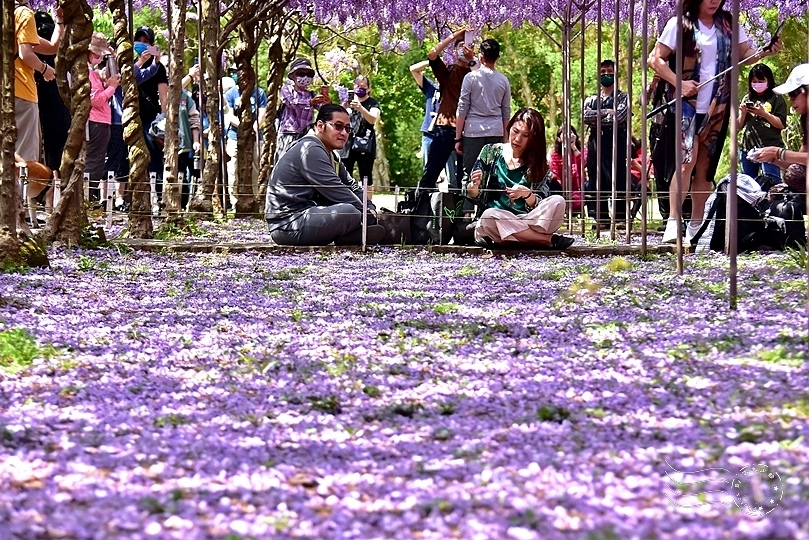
[
  {"left": 693, "top": 191, "right": 768, "bottom": 252},
  {"left": 691, "top": 175, "right": 770, "bottom": 253},
  {"left": 764, "top": 191, "right": 806, "bottom": 250}
]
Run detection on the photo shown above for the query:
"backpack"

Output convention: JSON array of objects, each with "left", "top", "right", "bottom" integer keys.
[
  {"left": 692, "top": 174, "right": 769, "bottom": 253},
  {"left": 763, "top": 190, "right": 806, "bottom": 250}
]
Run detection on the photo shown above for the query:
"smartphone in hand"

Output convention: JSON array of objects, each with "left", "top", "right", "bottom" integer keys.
[
  {"left": 347, "top": 90, "right": 355, "bottom": 102},
  {"left": 464, "top": 30, "right": 476, "bottom": 46},
  {"left": 764, "top": 19, "right": 786, "bottom": 52}
]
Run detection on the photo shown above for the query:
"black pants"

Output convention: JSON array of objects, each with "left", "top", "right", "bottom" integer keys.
[
  {"left": 105, "top": 124, "right": 129, "bottom": 181},
  {"left": 343, "top": 150, "right": 376, "bottom": 185},
  {"left": 586, "top": 130, "right": 627, "bottom": 223}
]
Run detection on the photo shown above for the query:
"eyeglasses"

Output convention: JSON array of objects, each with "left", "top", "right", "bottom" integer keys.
[
  {"left": 788, "top": 87, "right": 804, "bottom": 99},
  {"left": 325, "top": 121, "right": 350, "bottom": 132}
]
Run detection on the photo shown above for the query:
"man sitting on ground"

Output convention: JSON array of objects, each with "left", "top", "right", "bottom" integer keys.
[{"left": 265, "top": 104, "right": 384, "bottom": 246}]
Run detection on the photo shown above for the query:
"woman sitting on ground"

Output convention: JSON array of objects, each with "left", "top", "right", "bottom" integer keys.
[{"left": 465, "top": 108, "right": 575, "bottom": 249}]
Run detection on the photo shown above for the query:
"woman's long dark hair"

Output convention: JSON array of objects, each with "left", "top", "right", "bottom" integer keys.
[
  {"left": 747, "top": 64, "right": 776, "bottom": 100},
  {"left": 507, "top": 108, "right": 547, "bottom": 187},
  {"left": 683, "top": 0, "right": 731, "bottom": 56},
  {"left": 553, "top": 126, "right": 581, "bottom": 154}
]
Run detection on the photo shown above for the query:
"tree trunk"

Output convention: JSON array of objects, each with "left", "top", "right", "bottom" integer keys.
[
  {"left": 187, "top": 0, "right": 221, "bottom": 218},
  {"left": 0, "top": 0, "right": 20, "bottom": 265},
  {"left": 372, "top": 123, "right": 391, "bottom": 193},
  {"left": 232, "top": 28, "right": 259, "bottom": 218},
  {"left": 45, "top": 0, "right": 94, "bottom": 245},
  {"left": 109, "top": 0, "right": 153, "bottom": 238},
  {"left": 257, "top": 15, "right": 302, "bottom": 211},
  {"left": 162, "top": 0, "right": 186, "bottom": 224}
]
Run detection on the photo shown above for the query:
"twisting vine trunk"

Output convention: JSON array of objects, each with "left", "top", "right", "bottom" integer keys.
[
  {"left": 232, "top": 25, "right": 259, "bottom": 218},
  {"left": 0, "top": 0, "right": 20, "bottom": 264},
  {"left": 257, "top": 13, "right": 302, "bottom": 209},
  {"left": 45, "top": 0, "right": 93, "bottom": 245},
  {"left": 109, "top": 0, "right": 152, "bottom": 238},
  {"left": 187, "top": 0, "right": 221, "bottom": 218},
  {"left": 163, "top": 0, "right": 186, "bottom": 223}
]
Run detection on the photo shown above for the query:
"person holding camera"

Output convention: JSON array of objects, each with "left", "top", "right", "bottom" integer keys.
[
  {"left": 747, "top": 64, "right": 809, "bottom": 169},
  {"left": 85, "top": 33, "right": 119, "bottom": 205},
  {"left": 737, "top": 64, "right": 787, "bottom": 183},
  {"left": 649, "top": 0, "right": 781, "bottom": 244},
  {"left": 342, "top": 75, "right": 380, "bottom": 201},
  {"left": 275, "top": 58, "right": 330, "bottom": 163},
  {"left": 455, "top": 38, "right": 511, "bottom": 184}
]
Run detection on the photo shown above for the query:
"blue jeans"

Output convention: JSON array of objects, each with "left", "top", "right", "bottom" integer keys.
[
  {"left": 421, "top": 133, "right": 456, "bottom": 185},
  {"left": 740, "top": 150, "right": 781, "bottom": 182},
  {"left": 417, "top": 127, "right": 458, "bottom": 197}
]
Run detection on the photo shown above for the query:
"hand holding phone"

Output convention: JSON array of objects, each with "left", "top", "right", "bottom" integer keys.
[
  {"left": 347, "top": 90, "right": 355, "bottom": 102},
  {"left": 764, "top": 19, "right": 786, "bottom": 52},
  {"left": 464, "top": 30, "right": 476, "bottom": 46}
]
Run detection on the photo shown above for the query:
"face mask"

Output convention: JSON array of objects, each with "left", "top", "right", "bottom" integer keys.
[
  {"left": 295, "top": 76, "right": 312, "bottom": 88},
  {"left": 133, "top": 42, "right": 149, "bottom": 56},
  {"left": 457, "top": 50, "right": 471, "bottom": 63},
  {"left": 600, "top": 74, "right": 615, "bottom": 87},
  {"left": 751, "top": 82, "right": 769, "bottom": 94},
  {"left": 355, "top": 87, "right": 368, "bottom": 98}
]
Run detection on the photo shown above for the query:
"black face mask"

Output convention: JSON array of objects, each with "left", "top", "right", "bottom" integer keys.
[{"left": 600, "top": 74, "right": 615, "bottom": 87}]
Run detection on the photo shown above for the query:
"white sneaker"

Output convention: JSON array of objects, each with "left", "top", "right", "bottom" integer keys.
[
  {"left": 662, "top": 218, "right": 679, "bottom": 244},
  {"left": 685, "top": 221, "right": 702, "bottom": 244}
]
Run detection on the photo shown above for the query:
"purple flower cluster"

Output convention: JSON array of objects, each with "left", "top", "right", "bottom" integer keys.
[{"left": 0, "top": 246, "right": 807, "bottom": 538}]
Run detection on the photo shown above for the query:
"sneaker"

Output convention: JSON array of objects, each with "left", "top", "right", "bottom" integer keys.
[
  {"left": 685, "top": 221, "right": 702, "bottom": 244},
  {"left": 335, "top": 224, "right": 386, "bottom": 246},
  {"left": 662, "top": 218, "right": 679, "bottom": 244},
  {"left": 550, "top": 234, "right": 575, "bottom": 250}
]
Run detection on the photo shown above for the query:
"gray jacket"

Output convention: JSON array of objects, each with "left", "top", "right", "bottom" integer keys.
[{"left": 265, "top": 135, "right": 375, "bottom": 229}]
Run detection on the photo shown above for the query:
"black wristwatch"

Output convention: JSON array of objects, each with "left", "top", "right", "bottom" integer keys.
[{"left": 455, "top": 137, "right": 462, "bottom": 142}]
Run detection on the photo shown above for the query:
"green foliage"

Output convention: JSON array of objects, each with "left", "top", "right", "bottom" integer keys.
[
  {"left": 309, "top": 394, "right": 342, "bottom": 414},
  {"left": 154, "top": 220, "right": 209, "bottom": 241},
  {"left": 536, "top": 404, "right": 571, "bottom": 423},
  {"left": 154, "top": 414, "right": 191, "bottom": 428},
  {"left": 371, "top": 41, "right": 429, "bottom": 187},
  {"left": 0, "top": 329, "right": 40, "bottom": 374},
  {"left": 784, "top": 244, "right": 807, "bottom": 270},
  {"left": 19, "top": 235, "right": 49, "bottom": 268},
  {"left": 80, "top": 227, "right": 108, "bottom": 249},
  {"left": 433, "top": 302, "right": 459, "bottom": 315}
]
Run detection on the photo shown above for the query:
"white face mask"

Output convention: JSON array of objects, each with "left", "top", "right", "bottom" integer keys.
[
  {"left": 751, "top": 82, "right": 769, "bottom": 94},
  {"left": 295, "top": 76, "right": 312, "bottom": 88}
]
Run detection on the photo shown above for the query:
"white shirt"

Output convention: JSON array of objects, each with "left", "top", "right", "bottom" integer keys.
[{"left": 658, "top": 17, "right": 750, "bottom": 113}]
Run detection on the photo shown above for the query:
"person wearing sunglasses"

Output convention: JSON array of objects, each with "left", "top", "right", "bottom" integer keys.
[
  {"left": 264, "top": 104, "right": 385, "bottom": 246},
  {"left": 751, "top": 64, "right": 809, "bottom": 170}
]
